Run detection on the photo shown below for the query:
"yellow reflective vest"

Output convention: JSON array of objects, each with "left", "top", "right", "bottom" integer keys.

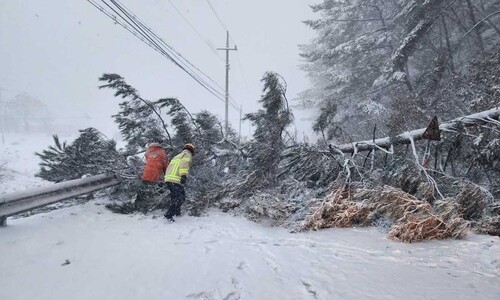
[{"left": 164, "top": 149, "right": 192, "bottom": 184}]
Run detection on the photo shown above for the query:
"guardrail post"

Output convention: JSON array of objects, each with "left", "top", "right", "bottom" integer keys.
[{"left": 0, "top": 216, "right": 6, "bottom": 227}]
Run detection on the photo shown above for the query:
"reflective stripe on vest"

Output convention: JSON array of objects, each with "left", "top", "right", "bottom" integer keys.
[
  {"left": 164, "top": 151, "right": 191, "bottom": 183},
  {"left": 165, "top": 159, "right": 181, "bottom": 182}
]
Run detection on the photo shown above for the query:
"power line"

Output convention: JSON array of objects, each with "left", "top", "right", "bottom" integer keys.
[
  {"left": 206, "top": 1, "right": 228, "bottom": 32},
  {"left": 112, "top": 0, "right": 226, "bottom": 96},
  {"left": 113, "top": 1, "right": 242, "bottom": 112},
  {"left": 235, "top": 52, "right": 250, "bottom": 92},
  {"left": 204, "top": 0, "right": 248, "bottom": 107},
  {"left": 205, "top": 0, "right": 236, "bottom": 46},
  {"left": 142, "top": 1, "right": 242, "bottom": 110},
  {"left": 123, "top": 0, "right": 239, "bottom": 111},
  {"left": 87, "top": 0, "right": 184, "bottom": 71},
  {"left": 86, "top": 0, "right": 236, "bottom": 108},
  {"left": 87, "top": 0, "right": 241, "bottom": 111},
  {"left": 166, "top": 0, "right": 225, "bottom": 62},
  {"left": 108, "top": 0, "right": 224, "bottom": 99},
  {"left": 228, "top": 96, "right": 239, "bottom": 109}
]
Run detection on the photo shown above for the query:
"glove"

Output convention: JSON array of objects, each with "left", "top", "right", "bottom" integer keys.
[{"left": 180, "top": 175, "right": 187, "bottom": 185}]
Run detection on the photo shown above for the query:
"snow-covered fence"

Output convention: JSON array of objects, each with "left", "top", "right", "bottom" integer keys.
[{"left": 0, "top": 174, "right": 121, "bottom": 226}]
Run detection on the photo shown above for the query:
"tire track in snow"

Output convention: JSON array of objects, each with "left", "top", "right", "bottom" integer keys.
[
  {"left": 2, "top": 208, "right": 499, "bottom": 299},
  {"left": 301, "top": 280, "right": 318, "bottom": 299}
]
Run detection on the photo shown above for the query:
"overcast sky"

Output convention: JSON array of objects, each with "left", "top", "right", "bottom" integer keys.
[{"left": 0, "top": 0, "right": 318, "bottom": 140}]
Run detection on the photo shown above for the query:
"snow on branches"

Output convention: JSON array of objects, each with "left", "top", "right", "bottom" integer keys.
[
  {"left": 301, "top": 0, "right": 500, "bottom": 143},
  {"left": 36, "top": 128, "right": 124, "bottom": 182}
]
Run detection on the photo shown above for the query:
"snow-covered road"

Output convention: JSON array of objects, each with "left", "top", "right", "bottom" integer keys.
[{"left": 1, "top": 201, "right": 499, "bottom": 300}]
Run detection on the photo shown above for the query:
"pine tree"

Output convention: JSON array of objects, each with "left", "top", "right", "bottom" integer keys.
[
  {"left": 300, "top": 0, "right": 398, "bottom": 141},
  {"left": 238, "top": 72, "right": 293, "bottom": 192},
  {"left": 99, "top": 73, "right": 173, "bottom": 153},
  {"left": 156, "top": 97, "right": 196, "bottom": 146},
  {"left": 36, "top": 128, "right": 123, "bottom": 182},
  {"left": 195, "top": 110, "right": 224, "bottom": 144},
  {"left": 301, "top": 0, "right": 500, "bottom": 142}
]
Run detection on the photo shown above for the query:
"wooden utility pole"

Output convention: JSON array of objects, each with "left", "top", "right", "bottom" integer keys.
[{"left": 217, "top": 31, "right": 237, "bottom": 138}]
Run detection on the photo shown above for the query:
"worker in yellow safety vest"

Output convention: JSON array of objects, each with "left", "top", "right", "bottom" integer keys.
[{"left": 163, "top": 143, "right": 194, "bottom": 221}]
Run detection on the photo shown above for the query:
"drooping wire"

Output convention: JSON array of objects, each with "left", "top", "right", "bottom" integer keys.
[
  {"left": 205, "top": 1, "right": 229, "bottom": 35},
  {"left": 111, "top": 0, "right": 226, "bottom": 96},
  {"left": 86, "top": 0, "right": 231, "bottom": 105},
  {"left": 107, "top": 0, "right": 224, "bottom": 100},
  {"left": 87, "top": 0, "right": 241, "bottom": 111},
  {"left": 166, "top": 0, "right": 224, "bottom": 62},
  {"left": 108, "top": 0, "right": 225, "bottom": 98},
  {"left": 204, "top": 0, "right": 248, "bottom": 108}
]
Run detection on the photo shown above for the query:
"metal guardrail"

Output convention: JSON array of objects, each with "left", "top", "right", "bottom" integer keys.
[{"left": 0, "top": 174, "right": 121, "bottom": 226}]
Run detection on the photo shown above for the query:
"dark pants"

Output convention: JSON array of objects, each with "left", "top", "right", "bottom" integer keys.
[{"left": 164, "top": 182, "right": 185, "bottom": 218}]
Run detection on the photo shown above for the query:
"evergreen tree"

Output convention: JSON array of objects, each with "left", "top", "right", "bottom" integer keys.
[
  {"left": 195, "top": 110, "right": 224, "bottom": 144},
  {"left": 99, "top": 74, "right": 244, "bottom": 213},
  {"left": 36, "top": 128, "right": 123, "bottom": 182},
  {"left": 301, "top": 0, "right": 500, "bottom": 142},
  {"left": 238, "top": 72, "right": 293, "bottom": 192},
  {"left": 156, "top": 97, "right": 196, "bottom": 146},
  {"left": 99, "top": 73, "right": 173, "bottom": 153},
  {"left": 300, "top": 0, "right": 398, "bottom": 141}
]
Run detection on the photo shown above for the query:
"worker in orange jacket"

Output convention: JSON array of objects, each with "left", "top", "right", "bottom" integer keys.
[
  {"left": 141, "top": 143, "right": 169, "bottom": 182},
  {"left": 135, "top": 142, "right": 169, "bottom": 212}
]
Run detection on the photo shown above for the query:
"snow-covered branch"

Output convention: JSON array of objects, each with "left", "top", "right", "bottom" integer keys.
[{"left": 333, "top": 107, "right": 500, "bottom": 154}]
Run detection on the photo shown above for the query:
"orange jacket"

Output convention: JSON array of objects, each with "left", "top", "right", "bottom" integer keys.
[{"left": 141, "top": 143, "right": 169, "bottom": 182}]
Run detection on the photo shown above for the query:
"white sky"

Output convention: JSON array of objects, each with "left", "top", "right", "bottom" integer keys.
[{"left": 0, "top": 0, "right": 318, "bottom": 139}]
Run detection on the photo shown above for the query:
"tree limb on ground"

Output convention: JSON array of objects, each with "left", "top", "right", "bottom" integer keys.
[{"left": 333, "top": 107, "right": 500, "bottom": 154}]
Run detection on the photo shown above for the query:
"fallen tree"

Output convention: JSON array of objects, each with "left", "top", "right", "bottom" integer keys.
[
  {"left": 301, "top": 180, "right": 469, "bottom": 243},
  {"left": 334, "top": 107, "right": 500, "bottom": 154},
  {"left": 222, "top": 105, "right": 500, "bottom": 242}
]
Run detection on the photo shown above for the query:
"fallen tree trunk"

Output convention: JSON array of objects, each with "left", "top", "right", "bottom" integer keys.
[{"left": 334, "top": 107, "right": 500, "bottom": 154}]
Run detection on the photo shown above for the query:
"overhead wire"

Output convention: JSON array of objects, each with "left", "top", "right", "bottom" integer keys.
[
  {"left": 108, "top": 0, "right": 225, "bottom": 99},
  {"left": 87, "top": 0, "right": 242, "bottom": 112},
  {"left": 87, "top": 0, "right": 238, "bottom": 108},
  {"left": 159, "top": 3, "right": 242, "bottom": 109},
  {"left": 95, "top": 0, "right": 223, "bottom": 101},
  {"left": 166, "top": 0, "right": 225, "bottom": 62},
  {"left": 87, "top": 0, "right": 171, "bottom": 57},
  {"left": 206, "top": 1, "right": 228, "bottom": 34},
  {"left": 100, "top": 1, "right": 180, "bottom": 67},
  {"left": 235, "top": 52, "right": 250, "bottom": 92},
  {"left": 124, "top": 0, "right": 243, "bottom": 112},
  {"left": 204, "top": 0, "right": 248, "bottom": 111},
  {"left": 112, "top": 0, "right": 226, "bottom": 97}
]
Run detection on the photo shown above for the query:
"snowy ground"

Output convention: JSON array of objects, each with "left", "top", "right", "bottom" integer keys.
[
  {"left": 1, "top": 134, "right": 500, "bottom": 299},
  {"left": 1, "top": 202, "right": 499, "bottom": 300},
  {"left": 0, "top": 133, "right": 53, "bottom": 194}
]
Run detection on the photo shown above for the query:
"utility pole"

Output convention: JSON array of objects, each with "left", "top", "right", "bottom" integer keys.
[{"left": 217, "top": 31, "right": 237, "bottom": 138}]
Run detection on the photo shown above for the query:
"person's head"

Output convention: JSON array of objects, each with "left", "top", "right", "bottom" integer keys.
[
  {"left": 183, "top": 143, "right": 195, "bottom": 155},
  {"left": 147, "top": 142, "right": 163, "bottom": 149},
  {"left": 146, "top": 137, "right": 164, "bottom": 148}
]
